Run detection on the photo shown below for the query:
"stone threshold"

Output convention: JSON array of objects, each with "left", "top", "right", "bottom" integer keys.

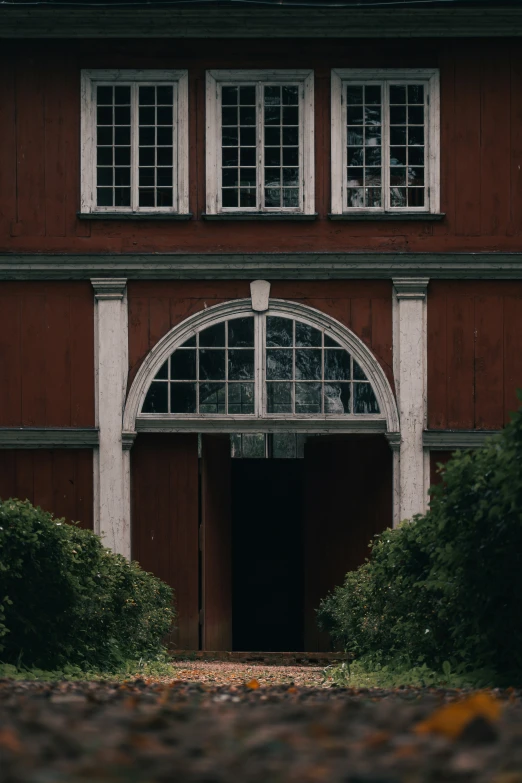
[{"left": 168, "top": 650, "right": 347, "bottom": 666}]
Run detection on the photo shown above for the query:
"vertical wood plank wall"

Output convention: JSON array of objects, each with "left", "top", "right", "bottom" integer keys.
[
  {"left": 131, "top": 434, "right": 199, "bottom": 650},
  {"left": 427, "top": 281, "right": 522, "bottom": 429},
  {"left": 0, "top": 449, "right": 93, "bottom": 529},
  {"left": 128, "top": 280, "right": 394, "bottom": 388},
  {"left": 1, "top": 39, "right": 522, "bottom": 253},
  {"left": 0, "top": 282, "right": 95, "bottom": 426}
]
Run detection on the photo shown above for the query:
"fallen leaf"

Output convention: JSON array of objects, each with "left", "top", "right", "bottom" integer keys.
[
  {"left": 414, "top": 692, "right": 502, "bottom": 739},
  {"left": 246, "top": 679, "right": 260, "bottom": 690},
  {"left": 0, "top": 727, "right": 22, "bottom": 753}
]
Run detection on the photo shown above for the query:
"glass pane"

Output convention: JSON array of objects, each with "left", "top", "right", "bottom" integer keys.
[
  {"left": 228, "top": 317, "right": 254, "bottom": 347},
  {"left": 199, "top": 322, "right": 226, "bottom": 347},
  {"left": 295, "top": 382, "right": 321, "bottom": 414},
  {"left": 155, "top": 360, "right": 168, "bottom": 380},
  {"left": 228, "top": 383, "right": 254, "bottom": 414},
  {"left": 242, "top": 433, "right": 266, "bottom": 458},
  {"left": 271, "top": 433, "right": 297, "bottom": 459},
  {"left": 324, "top": 383, "right": 351, "bottom": 414},
  {"left": 142, "top": 382, "right": 168, "bottom": 413},
  {"left": 266, "top": 316, "right": 293, "bottom": 347},
  {"left": 199, "top": 383, "right": 226, "bottom": 413},
  {"left": 266, "top": 349, "right": 293, "bottom": 380},
  {"left": 353, "top": 361, "right": 368, "bottom": 380},
  {"left": 228, "top": 349, "right": 255, "bottom": 380},
  {"left": 199, "top": 350, "right": 226, "bottom": 381},
  {"left": 267, "top": 382, "right": 292, "bottom": 413},
  {"left": 170, "top": 383, "right": 197, "bottom": 414},
  {"left": 295, "top": 349, "right": 322, "bottom": 381},
  {"left": 353, "top": 383, "right": 380, "bottom": 414},
  {"left": 295, "top": 322, "right": 321, "bottom": 347},
  {"left": 170, "top": 350, "right": 196, "bottom": 380},
  {"left": 324, "top": 335, "right": 342, "bottom": 348},
  {"left": 324, "top": 349, "right": 351, "bottom": 381}
]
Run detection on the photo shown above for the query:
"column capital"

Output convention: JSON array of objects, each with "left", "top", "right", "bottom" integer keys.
[
  {"left": 122, "top": 431, "right": 137, "bottom": 451},
  {"left": 385, "top": 431, "right": 401, "bottom": 451},
  {"left": 393, "top": 277, "right": 429, "bottom": 300},
  {"left": 91, "top": 278, "right": 127, "bottom": 300}
]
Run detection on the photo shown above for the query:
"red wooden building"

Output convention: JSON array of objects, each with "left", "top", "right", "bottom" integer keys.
[{"left": 1, "top": 0, "right": 522, "bottom": 652}]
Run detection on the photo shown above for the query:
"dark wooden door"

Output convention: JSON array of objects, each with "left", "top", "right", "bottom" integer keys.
[
  {"left": 303, "top": 435, "right": 393, "bottom": 651},
  {"left": 201, "top": 435, "right": 232, "bottom": 651},
  {"left": 131, "top": 433, "right": 199, "bottom": 650}
]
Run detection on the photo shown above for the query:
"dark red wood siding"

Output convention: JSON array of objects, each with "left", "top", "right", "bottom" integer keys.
[
  {"left": 0, "top": 449, "right": 93, "bottom": 529},
  {"left": 0, "top": 282, "right": 95, "bottom": 426},
  {"left": 131, "top": 434, "right": 199, "bottom": 650},
  {"left": 427, "top": 281, "right": 522, "bottom": 430},
  {"left": 1, "top": 39, "right": 522, "bottom": 253},
  {"left": 128, "top": 280, "right": 394, "bottom": 387}
]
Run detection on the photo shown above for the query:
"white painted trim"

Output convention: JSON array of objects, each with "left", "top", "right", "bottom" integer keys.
[
  {"left": 123, "top": 297, "right": 399, "bottom": 435},
  {"left": 392, "top": 277, "right": 429, "bottom": 522},
  {"left": 81, "top": 69, "right": 189, "bottom": 216},
  {"left": 92, "top": 278, "right": 130, "bottom": 557},
  {"left": 205, "top": 70, "right": 315, "bottom": 216},
  {"left": 331, "top": 68, "right": 440, "bottom": 216}
]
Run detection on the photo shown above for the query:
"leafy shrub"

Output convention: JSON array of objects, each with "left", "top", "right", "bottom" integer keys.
[
  {"left": 0, "top": 499, "right": 174, "bottom": 670},
  {"left": 318, "top": 398, "right": 522, "bottom": 682}
]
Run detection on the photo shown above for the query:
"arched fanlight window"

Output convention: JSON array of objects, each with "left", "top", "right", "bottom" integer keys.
[{"left": 141, "top": 313, "right": 379, "bottom": 417}]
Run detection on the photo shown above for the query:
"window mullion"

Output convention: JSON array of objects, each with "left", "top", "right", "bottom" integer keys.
[
  {"left": 131, "top": 83, "right": 139, "bottom": 212},
  {"left": 383, "top": 80, "right": 390, "bottom": 212},
  {"left": 257, "top": 82, "right": 263, "bottom": 211},
  {"left": 255, "top": 313, "right": 265, "bottom": 417}
]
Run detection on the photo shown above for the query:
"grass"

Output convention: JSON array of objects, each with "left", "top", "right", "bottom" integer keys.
[
  {"left": 323, "top": 658, "right": 499, "bottom": 689},
  {"left": 0, "top": 655, "right": 178, "bottom": 682}
]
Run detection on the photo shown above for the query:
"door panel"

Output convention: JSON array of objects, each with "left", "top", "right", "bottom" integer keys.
[
  {"left": 131, "top": 433, "right": 199, "bottom": 650},
  {"left": 303, "top": 435, "right": 393, "bottom": 651},
  {"left": 201, "top": 435, "right": 232, "bottom": 651}
]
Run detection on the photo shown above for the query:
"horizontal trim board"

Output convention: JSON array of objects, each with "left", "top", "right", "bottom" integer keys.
[
  {"left": 77, "top": 213, "right": 193, "bottom": 221},
  {"left": 2, "top": 8, "right": 522, "bottom": 37},
  {"left": 134, "top": 417, "right": 388, "bottom": 435},
  {"left": 328, "top": 213, "right": 446, "bottom": 222},
  {"left": 201, "top": 213, "right": 318, "bottom": 221},
  {"left": 2, "top": 253, "right": 522, "bottom": 280},
  {"left": 424, "top": 429, "right": 500, "bottom": 450},
  {"left": 0, "top": 428, "right": 99, "bottom": 448}
]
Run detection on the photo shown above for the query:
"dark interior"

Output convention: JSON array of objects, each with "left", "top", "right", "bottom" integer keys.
[{"left": 231, "top": 459, "right": 304, "bottom": 652}]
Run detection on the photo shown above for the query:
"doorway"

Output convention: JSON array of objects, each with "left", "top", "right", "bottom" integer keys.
[{"left": 231, "top": 459, "right": 305, "bottom": 652}]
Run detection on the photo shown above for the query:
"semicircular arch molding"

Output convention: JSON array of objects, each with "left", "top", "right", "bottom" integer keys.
[{"left": 123, "top": 298, "right": 399, "bottom": 434}]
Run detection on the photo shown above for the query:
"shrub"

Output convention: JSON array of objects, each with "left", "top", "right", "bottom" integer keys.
[
  {"left": 0, "top": 499, "right": 174, "bottom": 670},
  {"left": 318, "top": 398, "right": 522, "bottom": 681}
]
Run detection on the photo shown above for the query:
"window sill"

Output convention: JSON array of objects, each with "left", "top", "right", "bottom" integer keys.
[
  {"left": 202, "top": 212, "right": 318, "bottom": 222},
  {"left": 328, "top": 212, "right": 446, "bottom": 222},
  {"left": 77, "top": 212, "right": 193, "bottom": 221}
]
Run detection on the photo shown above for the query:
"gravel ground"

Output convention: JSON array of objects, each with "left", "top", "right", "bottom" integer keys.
[{"left": 1, "top": 665, "right": 522, "bottom": 783}]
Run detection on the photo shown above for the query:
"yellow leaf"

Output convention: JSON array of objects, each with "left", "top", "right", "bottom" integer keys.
[{"left": 414, "top": 692, "right": 502, "bottom": 739}]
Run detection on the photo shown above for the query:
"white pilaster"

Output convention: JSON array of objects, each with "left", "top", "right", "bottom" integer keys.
[
  {"left": 92, "top": 278, "right": 129, "bottom": 557},
  {"left": 393, "top": 277, "right": 429, "bottom": 522}
]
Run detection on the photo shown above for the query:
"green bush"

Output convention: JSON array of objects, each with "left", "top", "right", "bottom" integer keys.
[
  {"left": 318, "top": 398, "right": 522, "bottom": 681},
  {"left": 0, "top": 499, "right": 174, "bottom": 670}
]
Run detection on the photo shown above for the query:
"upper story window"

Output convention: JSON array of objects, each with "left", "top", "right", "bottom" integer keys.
[
  {"left": 331, "top": 69, "right": 440, "bottom": 216},
  {"left": 80, "top": 70, "right": 189, "bottom": 215},
  {"left": 205, "top": 70, "right": 315, "bottom": 216}
]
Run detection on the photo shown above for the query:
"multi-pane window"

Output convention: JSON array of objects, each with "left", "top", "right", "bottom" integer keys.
[
  {"left": 265, "top": 316, "right": 378, "bottom": 415},
  {"left": 206, "top": 70, "right": 315, "bottom": 215},
  {"left": 141, "top": 313, "right": 380, "bottom": 418},
  {"left": 331, "top": 69, "right": 439, "bottom": 215},
  {"left": 81, "top": 70, "right": 188, "bottom": 214}
]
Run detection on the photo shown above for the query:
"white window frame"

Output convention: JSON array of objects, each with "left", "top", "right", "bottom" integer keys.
[
  {"left": 80, "top": 69, "right": 189, "bottom": 215},
  {"left": 205, "top": 69, "right": 315, "bottom": 215},
  {"left": 331, "top": 68, "right": 440, "bottom": 216}
]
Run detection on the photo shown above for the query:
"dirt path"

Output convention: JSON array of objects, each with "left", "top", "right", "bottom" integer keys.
[
  {"left": 170, "top": 660, "right": 326, "bottom": 687},
  {"left": 1, "top": 666, "right": 521, "bottom": 782}
]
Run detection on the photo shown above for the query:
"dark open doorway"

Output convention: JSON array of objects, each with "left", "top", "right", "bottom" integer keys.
[{"left": 231, "top": 459, "right": 305, "bottom": 652}]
